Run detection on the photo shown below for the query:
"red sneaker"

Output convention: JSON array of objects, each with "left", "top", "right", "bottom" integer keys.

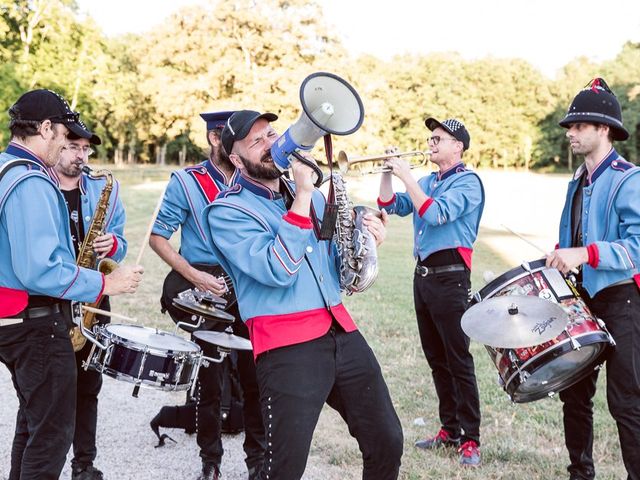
[
  {"left": 458, "top": 440, "right": 481, "bottom": 467},
  {"left": 415, "top": 428, "right": 461, "bottom": 449}
]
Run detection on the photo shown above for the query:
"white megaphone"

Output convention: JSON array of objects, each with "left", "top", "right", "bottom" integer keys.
[{"left": 271, "top": 72, "right": 364, "bottom": 184}]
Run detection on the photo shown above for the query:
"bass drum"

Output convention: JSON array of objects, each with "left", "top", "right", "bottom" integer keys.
[
  {"left": 88, "top": 324, "right": 201, "bottom": 392},
  {"left": 474, "top": 259, "right": 613, "bottom": 403}
]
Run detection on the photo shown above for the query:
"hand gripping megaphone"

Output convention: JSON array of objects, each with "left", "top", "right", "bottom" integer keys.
[{"left": 271, "top": 72, "right": 364, "bottom": 186}]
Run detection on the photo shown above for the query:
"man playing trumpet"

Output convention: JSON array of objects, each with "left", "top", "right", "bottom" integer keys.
[{"left": 378, "top": 117, "right": 484, "bottom": 467}]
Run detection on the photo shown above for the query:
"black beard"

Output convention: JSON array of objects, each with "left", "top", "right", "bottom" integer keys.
[{"left": 239, "top": 152, "right": 281, "bottom": 180}]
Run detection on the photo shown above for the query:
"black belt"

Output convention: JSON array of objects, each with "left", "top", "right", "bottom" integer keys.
[
  {"left": 415, "top": 263, "right": 466, "bottom": 277},
  {"left": 23, "top": 303, "right": 63, "bottom": 319}
]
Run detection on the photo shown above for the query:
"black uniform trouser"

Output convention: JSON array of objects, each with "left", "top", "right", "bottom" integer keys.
[
  {"left": 71, "top": 338, "right": 103, "bottom": 470},
  {"left": 413, "top": 268, "right": 481, "bottom": 445},
  {"left": 195, "top": 303, "right": 265, "bottom": 470},
  {"left": 560, "top": 283, "right": 640, "bottom": 480},
  {"left": 0, "top": 313, "right": 76, "bottom": 480},
  {"left": 253, "top": 327, "right": 403, "bottom": 480}
]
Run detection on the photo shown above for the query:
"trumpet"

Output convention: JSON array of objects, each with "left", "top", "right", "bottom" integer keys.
[{"left": 336, "top": 150, "right": 431, "bottom": 175}]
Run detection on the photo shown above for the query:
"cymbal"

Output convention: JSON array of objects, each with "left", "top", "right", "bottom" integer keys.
[
  {"left": 461, "top": 295, "right": 569, "bottom": 348},
  {"left": 192, "top": 330, "right": 253, "bottom": 351},
  {"left": 172, "top": 297, "right": 234, "bottom": 324}
]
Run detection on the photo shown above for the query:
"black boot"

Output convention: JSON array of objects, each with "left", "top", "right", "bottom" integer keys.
[
  {"left": 71, "top": 465, "right": 104, "bottom": 480},
  {"left": 196, "top": 462, "right": 220, "bottom": 480}
]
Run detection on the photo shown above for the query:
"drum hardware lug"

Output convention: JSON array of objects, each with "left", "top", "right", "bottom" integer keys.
[
  {"left": 595, "top": 317, "right": 616, "bottom": 346},
  {"left": 149, "top": 370, "right": 168, "bottom": 382},
  {"left": 567, "top": 331, "right": 581, "bottom": 350},
  {"left": 547, "top": 390, "right": 556, "bottom": 398},
  {"left": 472, "top": 291, "right": 482, "bottom": 304},
  {"left": 594, "top": 363, "right": 604, "bottom": 371},
  {"left": 132, "top": 384, "right": 141, "bottom": 398}
]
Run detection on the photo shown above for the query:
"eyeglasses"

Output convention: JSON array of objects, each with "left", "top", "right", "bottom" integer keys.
[
  {"left": 63, "top": 144, "right": 94, "bottom": 157},
  {"left": 428, "top": 136, "right": 459, "bottom": 146}
]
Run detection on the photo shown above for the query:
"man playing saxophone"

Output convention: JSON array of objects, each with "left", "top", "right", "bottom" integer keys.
[
  {"left": 379, "top": 117, "right": 484, "bottom": 467},
  {"left": 53, "top": 120, "right": 127, "bottom": 480},
  {"left": 0, "top": 89, "right": 143, "bottom": 480},
  {"left": 204, "top": 110, "right": 403, "bottom": 480}
]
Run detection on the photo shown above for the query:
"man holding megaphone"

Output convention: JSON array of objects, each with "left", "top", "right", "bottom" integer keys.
[{"left": 202, "top": 107, "right": 403, "bottom": 479}]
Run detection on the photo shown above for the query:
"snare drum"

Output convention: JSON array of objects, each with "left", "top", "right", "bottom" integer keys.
[
  {"left": 475, "top": 259, "right": 613, "bottom": 403},
  {"left": 88, "top": 324, "right": 201, "bottom": 392}
]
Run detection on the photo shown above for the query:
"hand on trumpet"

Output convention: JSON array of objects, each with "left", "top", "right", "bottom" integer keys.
[{"left": 383, "top": 147, "right": 413, "bottom": 182}]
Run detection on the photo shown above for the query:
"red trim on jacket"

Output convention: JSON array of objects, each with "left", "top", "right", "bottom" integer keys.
[
  {"left": 0, "top": 286, "right": 28, "bottom": 317},
  {"left": 93, "top": 274, "right": 106, "bottom": 304},
  {"left": 106, "top": 236, "right": 118, "bottom": 258},
  {"left": 283, "top": 211, "right": 313, "bottom": 229},
  {"left": 586, "top": 243, "right": 600, "bottom": 268},
  {"left": 377, "top": 195, "right": 396, "bottom": 207},
  {"left": 246, "top": 303, "right": 356, "bottom": 359},
  {"left": 418, "top": 198, "right": 434, "bottom": 217},
  {"left": 457, "top": 247, "right": 473, "bottom": 270}
]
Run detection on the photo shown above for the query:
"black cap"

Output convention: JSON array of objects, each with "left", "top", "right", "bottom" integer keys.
[
  {"left": 9, "top": 89, "right": 79, "bottom": 126},
  {"left": 67, "top": 118, "right": 102, "bottom": 145},
  {"left": 425, "top": 117, "right": 471, "bottom": 151},
  {"left": 559, "top": 78, "right": 628, "bottom": 141},
  {"left": 221, "top": 110, "right": 278, "bottom": 155},
  {"left": 200, "top": 111, "right": 235, "bottom": 131}
]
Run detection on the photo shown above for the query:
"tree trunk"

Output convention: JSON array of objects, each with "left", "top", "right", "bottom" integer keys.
[
  {"left": 179, "top": 144, "right": 187, "bottom": 166},
  {"left": 156, "top": 143, "right": 167, "bottom": 165}
]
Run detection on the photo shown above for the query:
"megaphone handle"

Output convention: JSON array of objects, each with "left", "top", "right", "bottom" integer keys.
[{"left": 291, "top": 151, "right": 323, "bottom": 188}]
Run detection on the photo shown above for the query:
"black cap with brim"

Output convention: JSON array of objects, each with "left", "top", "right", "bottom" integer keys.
[
  {"left": 425, "top": 117, "right": 471, "bottom": 151},
  {"left": 9, "top": 89, "right": 79, "bottom": 125},
  {"left": 67, "top": 120, "right": 102, "bottom": 145},
  {"left": 559, "top": 113, "right": 629, "bottom": 141},
  {"left": 221, "top": 110, "right": 278, "bottom": 155}
]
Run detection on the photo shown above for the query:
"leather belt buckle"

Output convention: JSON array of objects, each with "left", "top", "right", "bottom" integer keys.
[{"left": 416, "top": 265, "right": 429, "bottom": 277}]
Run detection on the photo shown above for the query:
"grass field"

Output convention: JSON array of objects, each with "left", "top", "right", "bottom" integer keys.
[{"left": 108, "top": 166, "right": 625, "bottom": 480}]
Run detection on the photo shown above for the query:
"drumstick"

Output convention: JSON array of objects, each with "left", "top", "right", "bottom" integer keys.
[
  {"left": 82, "top": 305, "right": 138, "bottom": 322},
  {"left": 135, "top": 184, "right": 167, "bottom": 265},
  {"left": 501, "top": 224, "right": 579, "bottom": 275}
]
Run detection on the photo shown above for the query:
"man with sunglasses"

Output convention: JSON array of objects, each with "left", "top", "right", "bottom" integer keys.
[
  {"left": 54, "top": 121, "right": 126, "bottom": 480},
  {"left": 0, "top": 89, "right": 143, "bottom": 480},
  {"left": 379, "top": 117, "right": 484, "bottom": 467}
]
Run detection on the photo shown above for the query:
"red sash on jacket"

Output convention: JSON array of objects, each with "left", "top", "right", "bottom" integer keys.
[{"left": 0, "top": 286, "right": 28, "bottom": 317}]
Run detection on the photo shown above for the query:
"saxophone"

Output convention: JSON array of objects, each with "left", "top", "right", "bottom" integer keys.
[
  {"left": 332, "top": 172, "right": 380, "bottom": 294},
  {"left": 70, "top": 166, "right": 119, "bottom": 352}
]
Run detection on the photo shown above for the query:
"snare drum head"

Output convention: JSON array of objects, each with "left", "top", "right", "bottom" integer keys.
[
  {"left": 509, "top": 337, "right": 607, "bottom": 403},
  {"left": 104, "top": 324, "right": 200, "bottom": 353}
]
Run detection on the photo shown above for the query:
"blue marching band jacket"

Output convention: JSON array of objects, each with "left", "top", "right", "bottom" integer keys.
[
  {"left": 378, "top": 163, "right": 485, "bottom": 267},
  {"left": 558, "top": 149, "right": 640, "bottom": 297},
  {"left": 0, "top": 144, "right": 104, "bottom": 317},
  {"left": 153, "top": 160, "right": 240, "bottom": 265},
  {"left": 204, "top": 175, "right": 354, "bottom": 356}
]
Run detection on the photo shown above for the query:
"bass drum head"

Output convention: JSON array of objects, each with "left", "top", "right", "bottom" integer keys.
[
  {"left": 105, "top": 324, "right": 200, "bottom": 353},
  {"left": 509, "top": 336, "right": 607, "bottom": 403}
]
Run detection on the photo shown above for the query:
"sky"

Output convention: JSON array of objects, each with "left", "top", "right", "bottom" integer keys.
[{"left": 77, "top": 0, "right": 640, "bottom": 78}]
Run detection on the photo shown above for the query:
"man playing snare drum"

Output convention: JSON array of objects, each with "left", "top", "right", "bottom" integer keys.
[
  {"left": 379, "top": 117, "right": 484, "bottom": 467},
  {"left": 546, "top": 77, "right": 640, "bottom": 480}
]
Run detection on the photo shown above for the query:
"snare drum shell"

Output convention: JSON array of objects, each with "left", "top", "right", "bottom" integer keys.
[
  {"left": 477, "top": 260, "right": 611, "bottom": 402},
  {"left": 89, "top": 324, "right": 201, "bottom": 392}
]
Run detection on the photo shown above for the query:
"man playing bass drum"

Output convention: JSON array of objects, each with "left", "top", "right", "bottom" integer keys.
[{"left": 149, "top": 111, "right": 264, "bottom": 480}]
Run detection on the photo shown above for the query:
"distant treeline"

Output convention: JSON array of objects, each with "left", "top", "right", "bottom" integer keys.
[{"left": 1, "top": 0, "right": 639, "bottom": 169}]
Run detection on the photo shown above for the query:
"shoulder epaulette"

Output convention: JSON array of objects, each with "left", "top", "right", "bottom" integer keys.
[
  {"left": 217, "top": 184, "right": 242, "bottom": 199},
  {"left": 611, "top": 159, "right": 635, "bottom": 172}
]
